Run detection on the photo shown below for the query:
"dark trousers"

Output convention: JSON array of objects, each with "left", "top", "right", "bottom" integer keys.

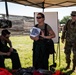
[
  {"left": 33, "top": 41, "right": 49, "bottom": 70},
  {"left": 0, "top": 49, "right": 21, "bottom": 70}
]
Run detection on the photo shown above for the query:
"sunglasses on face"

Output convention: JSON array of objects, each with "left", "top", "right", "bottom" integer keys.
[
  {"left": 36, "top": 17, "right": 42, "bottom": 19},
  {"left": 71, "top": 15, "right": 76, "bottom": 17}
]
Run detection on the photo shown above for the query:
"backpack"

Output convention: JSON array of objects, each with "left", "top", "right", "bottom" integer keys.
[
  {"left": 0, "top": 68, "right": 12, "bottom": 75},
  {"left": 13, "top": 67, "right": 35, "bottom": 75}
]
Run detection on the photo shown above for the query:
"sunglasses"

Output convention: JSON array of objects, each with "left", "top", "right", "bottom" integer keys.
[
  {"left": 36, "top": 17, "right": 42, "bottom": 19},
  {"left": 71, "top": 15, "right": 76, "bottom": 16}
]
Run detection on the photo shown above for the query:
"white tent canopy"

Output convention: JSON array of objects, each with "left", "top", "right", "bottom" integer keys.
[
  {"left": 0, "top": 0, "right": 76, "bottom": 17},
  {"left": 0, "top": 0, "right": 76, "bottom": 8}
]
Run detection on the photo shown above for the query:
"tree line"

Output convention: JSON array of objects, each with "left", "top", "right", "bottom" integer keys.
[{"left": 59, "top": 16, "right": 71, "bottom": 24}]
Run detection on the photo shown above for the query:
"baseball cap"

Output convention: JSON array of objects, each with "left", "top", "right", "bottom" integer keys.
[{"left": 71, "top": 11, "right": 76, "bottom": 16}]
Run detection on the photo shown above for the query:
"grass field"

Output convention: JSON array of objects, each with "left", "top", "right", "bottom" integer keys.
[{"left": 5, "top": 34, "right": 76, "bottom": 75}]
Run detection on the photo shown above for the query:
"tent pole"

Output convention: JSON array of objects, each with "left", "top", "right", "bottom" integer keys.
[
  {"left": 42, "top": 2, "right": 45, "bottom": 12},
  {"left": 5, "top": 0, "right": 9, "bottom": 19},
  {"left": 43, "top": 8, "right": 44, "bottom": 12}
]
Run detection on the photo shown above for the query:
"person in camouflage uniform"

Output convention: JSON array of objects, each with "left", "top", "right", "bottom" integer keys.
[{"left": 61, "top": 11, "right": 76, "bottom": 72}]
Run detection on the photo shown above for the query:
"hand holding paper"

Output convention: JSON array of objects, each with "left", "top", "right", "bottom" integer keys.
[{"left": 30, "top": 27, "right": 41, "bottom": 37}]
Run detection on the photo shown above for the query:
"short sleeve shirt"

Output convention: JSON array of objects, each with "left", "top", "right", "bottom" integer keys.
[{"left": 35, "top": 23, "right": 52, "bottom": 36}]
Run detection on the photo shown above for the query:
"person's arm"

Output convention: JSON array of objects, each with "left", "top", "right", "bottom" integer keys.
[
  {"left": 40, "top": 29, "right": 55, "bottom": 39},
  {"left": 7, "top": 39, "right": 13, "bottom": 52},
  {"left": 30, "top": 36, "right": 39, "bottom": 41},
  {"left": 0, "top": 36, "right": 11, "bottom": 55},
  {"left": 4, "top": 37, "right": 13, "bottom": 52},
  {"left": 0, "top": 51, "right": 7, "bottom": 55},
  {"left": 2, "top": 36, "right": 12, "bottom": 47},
  {"left": 61, "top": 24, "right": 67, "bottom": 43},
  {"left": 40, "top": 25, "right": 56, "bottom": 39},
  {"left": 45, "top": 28, "right": 56, "bottom": 39},
  {"left": 0, "top": 51, "right": 11, "bottom": 56},
  {"left": 7, "top": 39, "right": 12, "bottom": 48}
]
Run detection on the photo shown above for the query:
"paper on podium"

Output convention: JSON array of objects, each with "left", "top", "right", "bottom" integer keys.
[{"left": 30, "top": 27, "right": 41, "bottom": 37}]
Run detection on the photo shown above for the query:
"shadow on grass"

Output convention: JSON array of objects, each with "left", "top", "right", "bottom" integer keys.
[{"left": 60, "top": 68, "right": 74, "bottom": 75}]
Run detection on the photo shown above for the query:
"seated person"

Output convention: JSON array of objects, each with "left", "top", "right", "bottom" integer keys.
[{"left": 0, "top": 29, "right": 21, "bottom": 71}]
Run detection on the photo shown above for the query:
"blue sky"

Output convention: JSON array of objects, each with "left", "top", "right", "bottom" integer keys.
[{"left": 0, "top": 2, "right": 76, "bottom": 20}]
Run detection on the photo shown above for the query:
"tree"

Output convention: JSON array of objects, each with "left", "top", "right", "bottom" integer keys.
[{"left": 60, "top": 16, "right": 71, "bottom": 24}]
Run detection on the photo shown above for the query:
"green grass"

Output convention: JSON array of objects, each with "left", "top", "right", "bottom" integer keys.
[{"left": 5, "top": 34, "right": 76, "bottom": 75}]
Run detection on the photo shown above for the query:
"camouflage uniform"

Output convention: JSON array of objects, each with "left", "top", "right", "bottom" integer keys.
[{"left": 61, "top": 17, "right": 76, "bottom": 69}]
